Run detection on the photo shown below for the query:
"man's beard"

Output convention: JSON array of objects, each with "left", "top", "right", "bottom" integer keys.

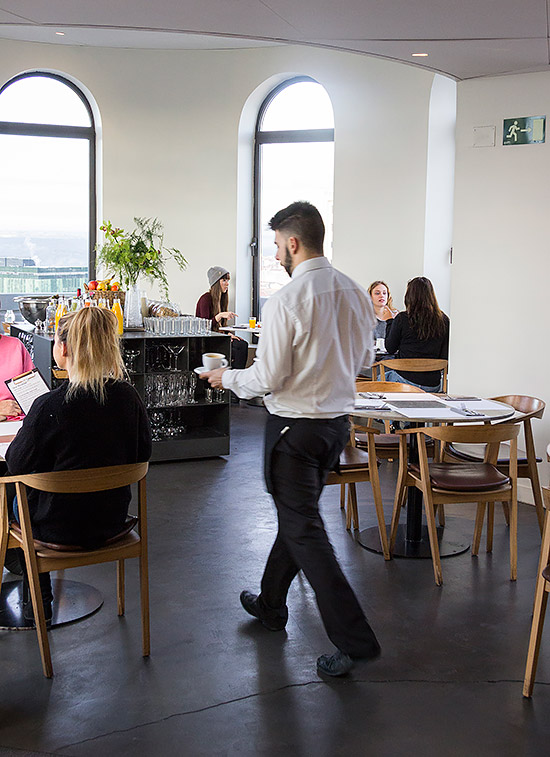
[{"left": 282, "top": 244, "right": 293, "bottom": 276}]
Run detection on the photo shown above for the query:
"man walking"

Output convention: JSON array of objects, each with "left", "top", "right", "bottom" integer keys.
[{"left": 202, "top": 201, "right": 380, "bottom": 676}]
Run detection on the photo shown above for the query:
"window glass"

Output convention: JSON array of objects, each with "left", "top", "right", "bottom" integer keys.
[
  {"left": 254, "top": 79, "right": 334, "bottom": 310},
  {"left": 260, "top": 81, "right": 334, "bottom": 131},
  {"left": 0, "top": 75, "right": 90, "bottom": 127},
  {"left": 0, "top": 74, "right": 93, "bottom": 296}
]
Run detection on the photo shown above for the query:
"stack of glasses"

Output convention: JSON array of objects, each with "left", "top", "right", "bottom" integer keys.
[{"left": 143, "top": 316, "right": 211, "bottom": 336}]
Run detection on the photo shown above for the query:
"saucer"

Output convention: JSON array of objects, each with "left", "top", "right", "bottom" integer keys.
[{"left": 194, "top": 366, "right": 209, "bottom": 375}]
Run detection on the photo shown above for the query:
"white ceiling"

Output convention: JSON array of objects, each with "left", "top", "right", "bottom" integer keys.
[{"left": 0, "top": 0, "right": 549, "bottom": 80}]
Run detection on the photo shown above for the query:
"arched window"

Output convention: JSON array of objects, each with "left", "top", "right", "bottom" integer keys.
[
  {"left": 0, "top": 72, "right": 96, "bottom": 299},
  {"left": 252, "top": 77, "right": 334, "bottom": 314}
]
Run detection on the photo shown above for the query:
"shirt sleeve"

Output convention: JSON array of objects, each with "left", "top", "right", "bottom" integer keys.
[
  {"left": 5, "top": 395, "right": 55, "bottom": 474},
  {"left": 222, "top": 297, "right": 294, "bottom": 400}
]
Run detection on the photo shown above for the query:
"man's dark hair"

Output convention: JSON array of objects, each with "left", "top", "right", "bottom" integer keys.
[{"left": 268, "top": 201, "right": 325, "bottom": 254}]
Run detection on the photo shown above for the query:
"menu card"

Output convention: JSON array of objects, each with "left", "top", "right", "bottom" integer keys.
[{"left": 5, "top": 368, "right": 50, "bottom": 415}]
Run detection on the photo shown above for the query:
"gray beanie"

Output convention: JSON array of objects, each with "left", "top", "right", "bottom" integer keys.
[{"left": 208, "top": 266, "right": 229, "bottom": 287}]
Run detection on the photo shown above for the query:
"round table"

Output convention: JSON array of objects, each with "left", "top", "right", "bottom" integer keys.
[{"left": 351, "top": 394, "right": 516, "bottom": 558}]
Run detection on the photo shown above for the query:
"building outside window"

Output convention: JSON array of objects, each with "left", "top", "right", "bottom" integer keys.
[
  {"left": 253, "top": 77, "right": 334, "bottom": 315},
  {"left": 0, "top": 72, "right": 95, "bottom": 304}
]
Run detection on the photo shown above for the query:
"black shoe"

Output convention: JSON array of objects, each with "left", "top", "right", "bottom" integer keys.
[
  {"left": 3, "top": 548, "right": 23, "bottom": 575},
  {"left": 240, "top": 590, "right": 288, "bottom": 631},
  {"left": 317, "top": 645, "right": 381, "bottom": 677},
  {"left": 317, "top": 650, "right": 354, "bottom": 677},
  {"left": 23, "top": 597, "right": 53, "bottom": 626}
]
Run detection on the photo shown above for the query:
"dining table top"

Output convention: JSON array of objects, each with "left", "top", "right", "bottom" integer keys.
[{"left": 351, "top": 392, "right": 517, "bottom": 424}]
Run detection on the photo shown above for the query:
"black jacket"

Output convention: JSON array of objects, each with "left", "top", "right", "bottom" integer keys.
[{"left": 6, "top": 380, "right": 152, "bottom": 547}]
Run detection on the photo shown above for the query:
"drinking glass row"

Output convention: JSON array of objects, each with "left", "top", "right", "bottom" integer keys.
[
  {"left": 144, "top": 372, "right": 226, "bottom": 407},
  {"left": 144, "top": 316, "right": 212, "bottom": 336}
]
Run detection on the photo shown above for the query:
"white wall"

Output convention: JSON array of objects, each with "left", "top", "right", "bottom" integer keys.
[
  {"left": 424, "top": 74, "right": 457, "bottom": 314},
  {"left": 0, "top": 40, "right": 435, "bottom": 318},
  {"left": 453, "top": 71, "right": 550, "bottom": 499}
]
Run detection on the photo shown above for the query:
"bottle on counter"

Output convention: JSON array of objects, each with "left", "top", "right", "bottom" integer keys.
[
  {"left": 54, "top": 297, "right": 67, "bottom": 331},
  {"left": 111, "top": 297, "right": 124, "bottom": 335},
  {"left": 45, "top": 299, "right": 56, "bottom": 335}
]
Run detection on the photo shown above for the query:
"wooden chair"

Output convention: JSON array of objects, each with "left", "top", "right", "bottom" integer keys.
[
  {"left": 0, "top": 462, "right": 149, "bottom": 678},
  {"left": 445, "top": 395, "right": 545, "bottom": 535},
  {"left": 325, "top": 426, "right": 390, "bottom": 560},
  {"left": 390, "top": 424, "right": 519, "bottom": 585},
  {"left": 523, "top": 485, "right": 550, "bottom": 697},
  {"left": 373, "top": 358, "right": 448, "bottom": 392}
]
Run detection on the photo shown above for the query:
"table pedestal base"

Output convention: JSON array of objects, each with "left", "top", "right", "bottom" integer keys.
[
  {"left": 0, "top": 578, "right": 103, "bottom": 630},
  {"left": 357, "top": 521, "right": 471, "bottom": 559}
]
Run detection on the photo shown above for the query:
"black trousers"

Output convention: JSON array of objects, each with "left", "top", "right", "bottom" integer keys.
[
  {"left": 231, "top": 338, "right": 248, "bottom": 369},
  {"left": 260, "top": 414, "right": 380, "bottom": 658}
]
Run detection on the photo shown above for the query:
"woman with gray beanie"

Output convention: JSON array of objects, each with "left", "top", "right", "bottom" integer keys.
[{"left": 195, "top": 266, "right": 248, "bottom": 371}]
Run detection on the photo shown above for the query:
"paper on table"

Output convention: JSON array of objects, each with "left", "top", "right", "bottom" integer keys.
[
  {"left": 384, "top": 405, "right": 462, "bottom": 419},
  {"left": 0, "top": 419, "right": 23, "bottom": 435},
  {"left": 355, "top": 397, "right": 391, "bottom": 409}
]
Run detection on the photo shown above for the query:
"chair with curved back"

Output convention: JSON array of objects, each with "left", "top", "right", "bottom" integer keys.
[
  {"left": 390, "top": 423, "right": 519, "bottom": 585},
  {"left": 325, "top": 425, "right": 390, "bottom": 559},
  {"left": 0, "top": 462, "right": 150, "bottom": 678},
  {"left": 523, "top": 484, "right": 550, "bottom": 697},
  {"left": 445, "top": 395, "right": 545, "bottom": 536},
  {"left": 373, "top": 358, "right": 448, "bottom": 392}
]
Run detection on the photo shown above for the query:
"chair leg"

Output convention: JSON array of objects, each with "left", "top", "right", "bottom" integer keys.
[
  {"left": 472, "top": 503, "right": 486, "bottom": 556},
  {"left": 117, "top": 559, "right": 125, "bottom": 616},
  {"left": 368, "top": 464, "right": 390, "bottom": 560},
  {"left": 139, "top": 549, "right": 150, "bottom": 657},
  {"left": 523, "top": 582, "right": 549, "bottom": 696},
  {"left": 501, "top": 501, "right": 510, "bottom": 526},
  {"left": 510, "top": 496, "right": 518, "bottom": 581},
  {"left": 531, "top": 478, "right": 545, "bottom": 535},
  {"left": 486, "top": 503, "right": 494, "bottom": 553},
  {"left": 346, "top": 484, "right": 359, "bottom": 530},
  {"left": 21, "top": 549, "right": 53, "bottom": 678},
  {"left": 339, "top": 484, "right": 346, "bottom": 511},
  {"left": 437, "top": 504, "right": 446, "bottom": 527},
  {"left": 390, "top": 472, "right": 408, "bottom": 551},
  {"left": 422, "top": 487, "right": 443, "bottom": 585}
]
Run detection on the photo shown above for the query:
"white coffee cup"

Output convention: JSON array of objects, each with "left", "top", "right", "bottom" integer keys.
[{"left": 202, "top": 352, "right": 229, "bottom": 370}]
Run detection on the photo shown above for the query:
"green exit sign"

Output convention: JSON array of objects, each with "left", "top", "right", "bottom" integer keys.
[{"left": 503, "top": 116, "right": 545, "bottom": 145}]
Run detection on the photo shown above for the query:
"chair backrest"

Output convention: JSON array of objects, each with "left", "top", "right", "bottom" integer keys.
[
  {"left": 420, "top": 423, "right": 520, "bottom": 445},
  {"left": 2, "top": 462, "right": 149, "bottom": 494},
  {"left": 355, "top": 379, "right": 425, "bottom": 394},
  {"left": 491, "top": 395, "right": 545, "bottom": 422},
  {"left": 377, "top": 358, "right": 448, "bottom": 392}
]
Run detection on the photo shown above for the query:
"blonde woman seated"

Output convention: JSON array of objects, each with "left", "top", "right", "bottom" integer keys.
[
  {"left": 368, "top": 280, "right": 399, "bottom": 343},
  {"left": 6, "top": 307, "right": 152, "bottom": 622}
]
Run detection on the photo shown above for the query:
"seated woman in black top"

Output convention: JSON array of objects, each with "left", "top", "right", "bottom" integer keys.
[
  {"left": 6, "top": 307, "right": 152, "bottom": 622},
  {"left": 384, "top": 276, "right": 449, "bottom": 391}
]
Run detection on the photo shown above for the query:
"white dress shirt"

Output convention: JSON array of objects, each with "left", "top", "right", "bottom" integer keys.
[{"left": 222, "top": 256, "right": 375, "bottom": 418}]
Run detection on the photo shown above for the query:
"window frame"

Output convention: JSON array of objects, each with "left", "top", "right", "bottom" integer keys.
[
  {"left": 0, "top": 71, "right": 97, "bottom": 307},
  {"left": 251, "top": 76, "right": 334, "bottom": 316}
]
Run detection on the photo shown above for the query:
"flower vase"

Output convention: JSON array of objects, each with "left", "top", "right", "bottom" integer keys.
[{"left": 124, "top": 283, "right": 143, "bottom": 329}]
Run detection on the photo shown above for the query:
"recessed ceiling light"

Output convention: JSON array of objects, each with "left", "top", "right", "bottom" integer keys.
[
  {"left": 412, "top": 53, "right": 428, "bottom": 57},
  {"left": 55, "top": 31, "right": 65, "bottom": 36}
]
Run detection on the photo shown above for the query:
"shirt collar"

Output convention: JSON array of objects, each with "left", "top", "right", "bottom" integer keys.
[{"left": 291, "top": 256, "right": 331, "bottom": 280}]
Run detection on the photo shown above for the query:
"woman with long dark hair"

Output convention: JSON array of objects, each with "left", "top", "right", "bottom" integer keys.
[
  {"left": 384, "top": 276, "right": 449, "bottom": 391},
  {"left": 195, "top": 266, "right": 248, "bottom": 370}
]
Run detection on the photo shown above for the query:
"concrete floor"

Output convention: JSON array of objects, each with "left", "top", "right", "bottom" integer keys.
[{"left": 1, "top": 403, "right": 550, "bottom": 756}]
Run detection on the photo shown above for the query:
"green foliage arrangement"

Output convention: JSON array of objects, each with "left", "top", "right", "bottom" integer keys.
[{"left": 96, "top": 217, "right": 187, "bottom": 299}]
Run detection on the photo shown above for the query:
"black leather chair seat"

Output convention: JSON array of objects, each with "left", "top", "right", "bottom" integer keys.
[
  {"left": 542, "top": 565, "right": 550, "bottom": 583},
  {"left": 339, "top": 446, "right": 371, "bottom": 470},
  {"left": 409, "top": 462, "right": 510, "bottom": 491},
  {"left": 448, "top": 442, "right": 538, "bottom": 466}
]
